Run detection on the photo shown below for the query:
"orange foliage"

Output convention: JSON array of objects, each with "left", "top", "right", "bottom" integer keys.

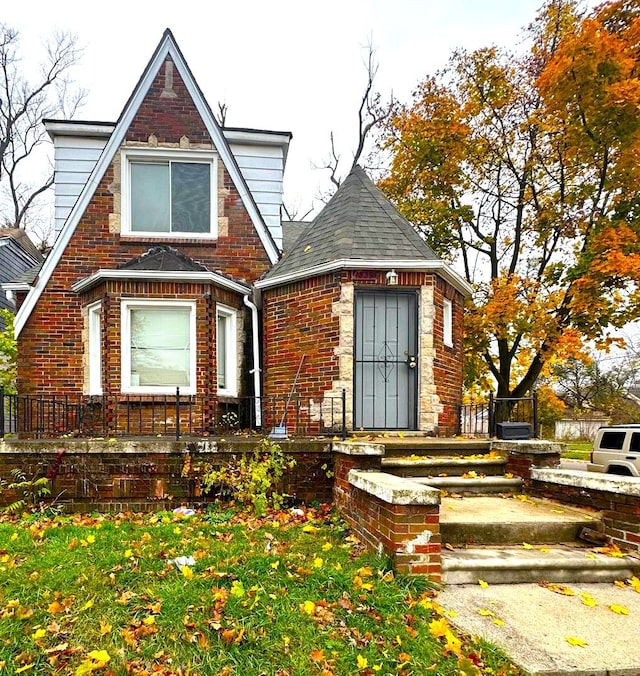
[{"left": 381, "top": 0, "right": 640, "bottom": 397}]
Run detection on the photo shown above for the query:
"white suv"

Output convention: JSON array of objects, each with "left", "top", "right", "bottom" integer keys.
[{"left": 587, "top": 425, "right": 640, "bottom": 477}]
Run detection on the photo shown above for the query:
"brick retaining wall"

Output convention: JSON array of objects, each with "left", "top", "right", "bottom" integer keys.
[
  {"left": 530, "top": 468, "right": 640, "bottom": 553},
  {"left": 0, "top": 438, "right": 333, "bottom": 511}
]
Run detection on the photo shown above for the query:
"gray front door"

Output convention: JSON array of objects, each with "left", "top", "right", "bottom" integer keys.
[{"left": 354, "top": 290, "right": 418, "bottom": 430}]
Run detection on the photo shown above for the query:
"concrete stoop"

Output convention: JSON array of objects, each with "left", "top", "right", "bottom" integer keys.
[
  {"left": 439, "top": 495, "right": 640, "bottom": 585},
  {"left": 375, "top": 439, "right": 640, "bottom": 586},
  {"left": 442, "top": 546, "right": 640, "bottom": 584},
  {"left": 380, "top": 438, "right": 514, "bottom": 495}
]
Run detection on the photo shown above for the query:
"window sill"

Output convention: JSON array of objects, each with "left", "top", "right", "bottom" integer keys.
[
  {"left": 119, "top": 235, "right": 218, "bottom": 245},
  {"left": 218, "top": 391, "right": 239, "bottom": 400},
  {"left": 119, "top": 391, "right": 197, "bottom": 400}
]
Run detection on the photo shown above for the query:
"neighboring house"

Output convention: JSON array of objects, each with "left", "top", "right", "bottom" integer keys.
[
  {"left": 555, "top": 416, "right": 610, "bottom": 440},
  {"left": 0, "top": 229, "right": 44, "bottom": 330},
  {"left": 7, "top": 29, "right": 471, "bottom": 438}
]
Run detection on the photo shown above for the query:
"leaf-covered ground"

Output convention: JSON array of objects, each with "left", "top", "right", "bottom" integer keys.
[{"left": 0, "top": 506, "right": 519, "bottom": 675}]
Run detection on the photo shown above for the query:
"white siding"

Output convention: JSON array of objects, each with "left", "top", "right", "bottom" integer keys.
[
  {"left": 229, "top": 143, "right": 284, "bottom": 249},
  {"left": 51, "top": 132, "right": 287, "bottom": 249},
  {"left": 53, "top": 136, "right": 108, "bottom": 233}
]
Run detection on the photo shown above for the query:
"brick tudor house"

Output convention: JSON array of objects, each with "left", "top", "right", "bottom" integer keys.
[{"left": 8, "top": 29, "right": 471, "bottom": 439}]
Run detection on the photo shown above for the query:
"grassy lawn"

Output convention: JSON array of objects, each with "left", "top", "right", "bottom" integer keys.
[
  {"left": 561, "top": 441, "right": 592, "bottom": 461},
  {"left": 0, "top": 505, "right": 519, "bottom": 676}
]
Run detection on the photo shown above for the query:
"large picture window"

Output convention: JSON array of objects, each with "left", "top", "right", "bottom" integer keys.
[
  {"left": 122, "top": 149, "right": 216, "bottom": 238},
  {"left": 121, "top": 300, "right": 196, "bottom": 394},
  {"left": 216, "top": 305, "right": 237, "bottom": 397}
]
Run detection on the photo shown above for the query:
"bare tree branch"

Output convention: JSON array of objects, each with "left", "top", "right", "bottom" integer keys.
[
  {"left": 216, "top": 101, "right": 228, "bottom": 127},
  {"left": 0, "top": 24, "right": 85, "bottom": 231},
  {"left": 315, "top": 38, "right": 395, "bottom": 202}
]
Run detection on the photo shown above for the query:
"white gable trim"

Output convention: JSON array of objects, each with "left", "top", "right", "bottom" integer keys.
[
  {"left": 255, "top": 259, "right": 474, "bottom": 297},
  {"left": 15, "top": 30, "right": 278, "bottom": 338}
]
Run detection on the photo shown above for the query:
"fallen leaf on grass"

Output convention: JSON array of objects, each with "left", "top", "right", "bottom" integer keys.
[
  {"left": 428, "top": 617, "right": 449, "bottom": 638},
  {"left": 75, "top": 649, "right": 110, "bottom": 675},
  {"left": 310, "top": 649, "right": 325, "bottom": 663}
]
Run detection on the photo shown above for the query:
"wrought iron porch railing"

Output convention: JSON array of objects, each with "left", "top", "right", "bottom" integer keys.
[
  {"left": 0, "top": 388, "right": 348, "bottom": 440},
  {"left": 457, "top": 392, "right": 539, "bottom": 438}
]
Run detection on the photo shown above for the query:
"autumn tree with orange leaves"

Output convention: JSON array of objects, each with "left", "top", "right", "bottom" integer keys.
[{"left": 379, "top": 0, "right": 640, "bottom": 399}]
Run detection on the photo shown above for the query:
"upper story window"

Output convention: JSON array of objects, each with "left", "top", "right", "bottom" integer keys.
[{"left": 122, "top": 148, "right": 217, "bottom": 238}]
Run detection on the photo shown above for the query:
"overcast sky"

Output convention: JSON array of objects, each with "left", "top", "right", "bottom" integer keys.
[{"left": 7, "top": 0, "right": 561, "bottom": 218}]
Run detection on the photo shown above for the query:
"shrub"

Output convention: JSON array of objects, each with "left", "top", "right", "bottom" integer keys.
[{"left": 198, "top": 438, "right": 295, "bottom": 515}]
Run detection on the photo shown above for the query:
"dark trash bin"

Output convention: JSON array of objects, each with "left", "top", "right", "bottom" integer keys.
[{"left": 496, "top": 422, "right": 532, "bottom": 440}]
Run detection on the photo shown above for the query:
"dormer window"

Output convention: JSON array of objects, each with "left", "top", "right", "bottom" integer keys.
[{"left": 122, "top": 148, "right": 217, "bottom": 238}]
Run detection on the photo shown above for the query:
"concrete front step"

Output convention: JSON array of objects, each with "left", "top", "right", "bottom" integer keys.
[
  {"left": 412, "top": 475, "right": 524, "bottom": 495},
  {"left": 440, "top": 495, "right": 600, "bottom": 546},
  {"left": 381, "top": 455, "right": 507, "bottom": 478},
  {"left": 442, "top": 545, "right": 640, "bottom": 584},
  {"left": 381, "top": 438, "right": 492, "bottom": 458}
]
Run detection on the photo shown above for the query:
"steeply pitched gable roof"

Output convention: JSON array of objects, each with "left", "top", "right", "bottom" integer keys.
[
  {"left": 257, "top": 165, "right": 471, "bottom": 296},
  {"left": 15, "top": 29, "right": 279, "bottom": 337}
]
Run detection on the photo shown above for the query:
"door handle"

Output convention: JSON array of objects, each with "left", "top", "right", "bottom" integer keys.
[{"left": 407, "top": 355, "right": 417, "bottom": 369}]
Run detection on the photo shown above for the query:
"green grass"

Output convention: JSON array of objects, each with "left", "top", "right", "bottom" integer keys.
[
  {"left": 0, "top": 505, "right": 520, "bottom": 675},
  {"left": 561, "top": 441, "right": 592, "bottom": 460}
]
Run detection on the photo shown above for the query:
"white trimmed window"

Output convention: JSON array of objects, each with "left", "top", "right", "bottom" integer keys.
[
  {"left": 88, "top": 302, "right": 102, "bottom": 395},
  {"left": 216, "top": 305, "right": 237, "bottom": 397},
  {"left": 443, "top": 298, "right": 453, "bottom": 347},
  {"left": 121, "top": 148, "right": 217, "bottom": 238},
  {"left": 121, "top": 300, "right": 196, "bottom": 394}
]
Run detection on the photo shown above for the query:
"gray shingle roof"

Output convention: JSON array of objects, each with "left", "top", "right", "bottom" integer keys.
[
  {"left": 118, "top": 246, "right": 208, "bottom": 272},
  {"left": 0, "top": 228, "right": 44, "bottom": 263},
  {"left": 264, "top": 165, "right": 438, "bottom": 280},
  {"left": 281, "top": 220, "right": 309, "bottom": 252},
  {"left": 6, "top": 263, "right": 42, "bottom": 285}
]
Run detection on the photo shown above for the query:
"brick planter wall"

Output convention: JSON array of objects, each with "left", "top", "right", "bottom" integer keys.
[
  {"left": 0, "top": 438, "right": 333, "bottom": 512},
  {"left": 494, "top": 440, "right": 562, "bottom": 485},
  {"left": 332, "top": 442, "right": 442, "bottom": 579}
]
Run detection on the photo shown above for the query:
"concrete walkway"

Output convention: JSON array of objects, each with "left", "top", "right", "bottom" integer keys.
[{"left": 438, "top": 581, "right": 640, "bottom": 675}]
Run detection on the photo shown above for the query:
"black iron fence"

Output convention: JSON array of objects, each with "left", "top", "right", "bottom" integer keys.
[
  {"left": 0, "top": 388, "right": 348, "bottom": 440},
  {"left": 457, "top": 392, "right": 538, "bottom": 438}
]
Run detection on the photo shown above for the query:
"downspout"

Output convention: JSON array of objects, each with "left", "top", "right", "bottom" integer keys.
[{"left": 243, "top": 294, "right": 262, "bottom": 428}]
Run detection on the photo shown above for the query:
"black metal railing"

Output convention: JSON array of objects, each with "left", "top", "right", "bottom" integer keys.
[
  {"left": 457, "top": 392, "right": 538, "bottom": 438},
  {"left": 0, "top": 388, "right": 348, "bottom": 440}
]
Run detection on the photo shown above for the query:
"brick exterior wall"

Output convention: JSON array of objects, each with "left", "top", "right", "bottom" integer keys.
[
  {"left": 17, "top": 59, "right": 271, "bottom": 403},
  {"left": 431, "top": 276, "right": 465, "bottom": 436},
  {"left": 262, "top": 270, "right": 464, "bottom": 435},
  {"left": 262, "top": 274, "right": 342, "bottom": 433}
]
